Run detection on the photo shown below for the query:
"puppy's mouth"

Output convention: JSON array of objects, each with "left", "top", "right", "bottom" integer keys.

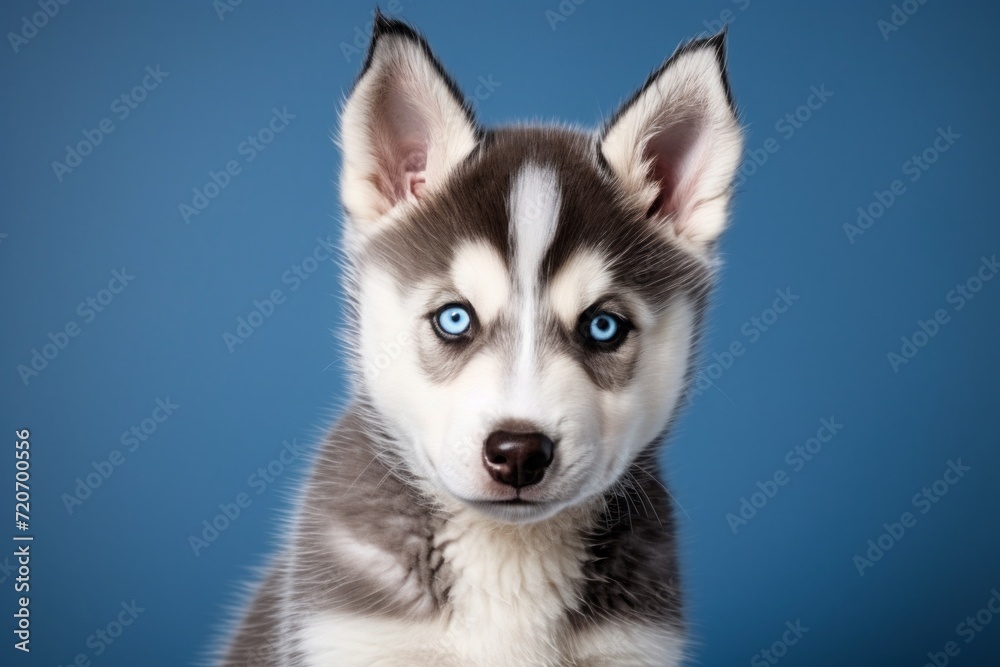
[
  {"left": 468, "top": 496, "right": 541, "bottom": 507},
  {"left": 457, "top": 495, "right": 564, "bottom": 523}
]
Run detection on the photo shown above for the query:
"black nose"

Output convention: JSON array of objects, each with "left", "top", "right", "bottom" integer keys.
[{"left": 482, "top": 431, "right": 555, "bottom": 488}]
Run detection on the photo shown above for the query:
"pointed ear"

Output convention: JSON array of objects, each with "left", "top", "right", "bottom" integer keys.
[
  {"left": 600, "top": 32, "right": 743, "bottom": 248},
  {"left": 339, "top": 14, "right": 479, "bottom": 233}
]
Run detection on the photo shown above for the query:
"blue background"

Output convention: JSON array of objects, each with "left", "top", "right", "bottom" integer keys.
[{"left": 2, "top": 1, "right": 998, "bottom": 665}]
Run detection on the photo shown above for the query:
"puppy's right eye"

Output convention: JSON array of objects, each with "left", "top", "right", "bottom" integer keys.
[
  {"left": 432, "top": 303, "right": 474, "bottom": 340},
  {"left": 577, "top": 308, "right": 632, "bottom": 351}
]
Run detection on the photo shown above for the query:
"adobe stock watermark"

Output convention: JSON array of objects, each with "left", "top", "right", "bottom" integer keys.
[
  {"left": 690, "top": 288, "right": 800, "bottom": 398},
  {"left": 16, "top": 267, "right": 135, "bottom": 386},
  {"left": 852, "top": 458, "right": 971, "bottom": 576},
  {"left": 886, "top": 254, "right": 997, "bottom": 373},
  {"left": 545, "top": 0, "right": 588, "bottom": 31},
  {"left": 187, "top": 438, "right": 308, "bottom": 556},
  {"left": 921, "top": 587, "right": 1000, "bottom": 667},
  {"left": 844, "top": 126, "right": 960, "bottom": 244},
  {"left": 56, "top": 600, "right": 144, "bottom": 666},
  {"left": 61, "top": 397, "right": 180, "bottom": 514},
  {"left": 222, "top": 234, "right": 337, "bottom": 352},
  {"left": 51, "top": 65, "right": 170, "bottom": 182},
  {"left": 178, "top": 106, "right": 296, "bottom": 224},
  {"left": 0, "top": 556, "right": 14, "bottom": 585},
  {"left": 339, "top": 0, "right": 413, "bottom": 62},
  {"left": 725, "top": 417, "right": 844, "bottom": 534},
  {"left": 364, "top": 330, "right": 414, "bottom": 382},
  {"left": 702, "top": 0, "right": 751, "bottom": 34},
  {"left": 877, "top": 0, "right": 931, "bottom": 41},
  {"left": 468, "top": 74, "right": 502, "bottom": 107},
  {"left": 213, "top": 0, "right": 244, "bottom": 21},
  {"left": 733, "top": 84, "right": 833, "bottom": 189},
  {"left": 7, "top": 0, "right": 71, "bottom": 54},
  {"left": 750, "top": 619, "right": 809, "bottom": 667}
]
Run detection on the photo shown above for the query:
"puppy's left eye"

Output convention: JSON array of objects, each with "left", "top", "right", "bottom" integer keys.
[
  {"left": 580, "top": 310, "right": 630, "bottom": 349},
  {"left": 433, "top": 303, "right": 474, "bottom": 340}
]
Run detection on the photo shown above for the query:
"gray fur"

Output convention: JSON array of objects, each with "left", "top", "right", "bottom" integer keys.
[{"left": 222, "top": 408, "right": 682, "bottom": 666}]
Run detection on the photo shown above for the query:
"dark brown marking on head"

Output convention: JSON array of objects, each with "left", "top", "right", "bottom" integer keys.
[{"left": 357, "top": 126, "right": 713, "bottom": 391}]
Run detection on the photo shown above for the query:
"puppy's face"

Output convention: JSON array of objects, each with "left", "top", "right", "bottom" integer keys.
[{"left": 340, "top": 17, "right": 741, "bottom": 523}]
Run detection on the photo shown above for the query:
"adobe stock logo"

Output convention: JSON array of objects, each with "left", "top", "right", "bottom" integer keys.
[
  {"left": 545, "top": 0, "right": 588, "bottom": 31},
  {"left": 213, "top": 0, "right": 244, "bottom": 21},
  {"left": 690, "top": 288, "right": 800, "bottom": 398},
  {"left": 886, "top": 254, "right": 997, "bottom": 373},
  {"left": 844, "top": 126, "right": 960, "bottom": 244},
  {"left": 16, "top": 268, "right": 135, "bottom": 386},
  {"left": 178, "top": 107, "right": 296, "bottom": 224},
  {"left": 7, "top": 0, "right": 71, "bottom": 54},
  {"left": 852, "top": 459, "right": 970, "bottom": 576},
  {"left": 338, "top": 1, "right": 413, "bottom": 62},
  {"left": 51, "top": 65, "right": 170, "bottom": 182},
  {"left": 725, "top": 417, "right": 844, "bottom": 534},
  {"left": 222, "top": 235, "right": 338, "bottom": 353},
  {"left": 364, "top": 331, "right": 414, "bottom": 382},
  {"left": 877, "top": 0, "right": 932, "bottom": 41},
  {"left": 187, "top": 439, "right": 309, "bottom": 556},
  {"left": 921, "top": 588, "right": 1000, "bottom": 667},
  {"left": 56, "top": 600, "right": 144, "bottom": 666},
  {"left": 750, "top": 619, "right": 809, "bottom": 667},
  {"left": 733, "top": 85, "right": 833, "bottom": 189},
  {"left": 702, "top": 0, "right": 752, "bottom": 34},
  {"left": 61, "top": 397, "right": 180, "bottom": 514}
]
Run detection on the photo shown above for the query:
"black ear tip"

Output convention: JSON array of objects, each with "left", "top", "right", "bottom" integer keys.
[
  {"left": 351, "top": 9, "right": 480, "bottom": 127},
  {"left": 690, "top": 28, "right": 727, "bottom": 63},
  {"left": 371, "top": 6, "right": 393, "bottom": 37},
  {"left": 667, "top": 28, "right": 729, "bottom": 69},
  {"left": 657, "top": 29, "right": 736, "bottom": 115},
  {"left": 370, "top": 7, "right": 421, "bottom": 44},
  {"left": 708, "top": 26, "right": 727, "bottom": 49},
  {"left": 363, "top": 8, "right": 427, "bottom": 77}
]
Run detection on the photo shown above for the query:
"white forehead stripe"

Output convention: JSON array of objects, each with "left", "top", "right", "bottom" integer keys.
[
  {"left": 510, "top": 164, "right": 561, "bottom": 293},
  {"left": 508, "top": 164, "right": 561, "bottom": 402}
]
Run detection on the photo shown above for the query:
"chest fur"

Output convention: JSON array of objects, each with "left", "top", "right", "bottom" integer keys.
[
  {"left": 299, "top": 511, "right": 593, "bottom": 666},
  {"left": 435, "top": 513, "right": 590, "bottom": 662}
]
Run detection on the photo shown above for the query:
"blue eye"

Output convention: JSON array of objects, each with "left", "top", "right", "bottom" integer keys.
[
  {"left": 589, "top": 313, "right": 619, "bottom": 341},
  {"left": 582, "top": 311, "right": 629, "bottom": 348},
  {"left": 435, "top": 304, "right": 472, "bottom": 337}
]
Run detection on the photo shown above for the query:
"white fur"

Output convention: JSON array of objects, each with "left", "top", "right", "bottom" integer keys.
[
  {"left": 450, "top": 241, "right": 509, "bottom": 325},
  {"left": 301, "top": 505, "right": 684, "bottom": 666},
  {"left": 601, "top": 44, "right": 742, "bottom": 248},
  {"left": 339, "top": 34, "right": 477, "bottom": 249},
  {"left": 548, "top": 250, "right": 614, "bottom": 327},
  {"left": 509, "top": 164, "right": 562, "bottom": 415},
  {"left": 356, "top": 248, "right": 695, "bottom": 519},
  {"left": 326, "top": 522, "right": 437, "bottom": 615}
]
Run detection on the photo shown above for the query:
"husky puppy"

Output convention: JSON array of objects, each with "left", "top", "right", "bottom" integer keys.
[{"left": 223, "top": 12, "right": 742, "bottom": 667}]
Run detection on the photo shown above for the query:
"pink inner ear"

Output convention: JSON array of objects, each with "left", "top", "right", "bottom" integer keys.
[
  {"left": 372, "top": 82, "right": 432, "bottom": 210},
  {"left": 409, "top": 177, "right": 426, "bottom": 198},
  {"left": 644, "top": 116, "right": 703, "bottom": 221},
  {"left": 402, "top": 149, "right": 427, "bottom": 199},
  {"left": 374, "top": 136, "right": 427, "bottom": 209}
]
